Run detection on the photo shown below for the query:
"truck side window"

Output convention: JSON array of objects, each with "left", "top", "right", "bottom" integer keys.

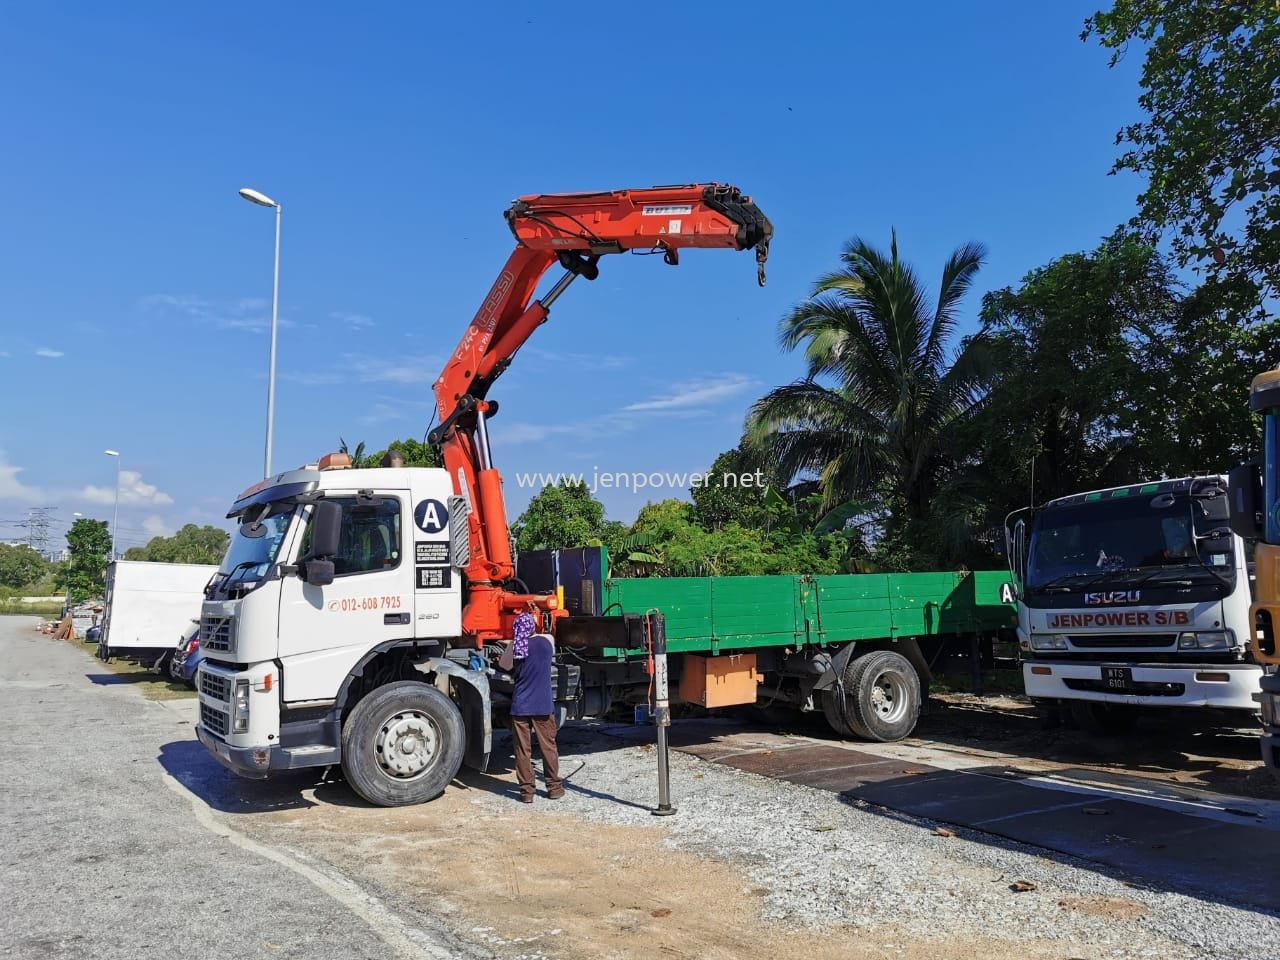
[{"left": 305, "top": 498, "right": 402, "bottom": 576}]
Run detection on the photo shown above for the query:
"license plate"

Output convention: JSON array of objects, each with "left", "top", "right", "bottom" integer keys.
[{"left": 1101, "top": 666, "right": 1132, "bottom": 690}]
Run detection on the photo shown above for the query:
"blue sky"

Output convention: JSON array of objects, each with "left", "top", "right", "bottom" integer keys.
[{"left": 0, "top": 2, "right": 1145, "bottom": 553}]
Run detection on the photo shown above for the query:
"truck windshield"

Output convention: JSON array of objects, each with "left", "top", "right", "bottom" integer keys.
[
  {"left": 1027, "top": 494, "right": 1233, "bottom": 593},
  {"left": 218, "top": 500, "right": 296, "bottom": 587}
]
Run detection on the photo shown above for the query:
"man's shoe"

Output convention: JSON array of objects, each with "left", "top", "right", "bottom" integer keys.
[
  {"left": 519, "top": 793, "right": 534, "bottom": 804},
  {"left": 546, "top": 787, "right": 565, "bottom": 800}
]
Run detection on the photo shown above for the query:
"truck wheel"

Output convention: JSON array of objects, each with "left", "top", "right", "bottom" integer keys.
[
  {"left": 820, "top": 688, "right": 857, "bottom": 738},
  {"left": 823, "top": 649, "right": 922, "bottom": 742},
  {"left": 340, "top": 681, "right": 465, "bottom": 807},
  {"left": 1068, "top": 701, "right": 1140, "bottom": 735}
]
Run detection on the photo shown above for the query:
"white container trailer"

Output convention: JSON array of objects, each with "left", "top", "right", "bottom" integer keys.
[{"left": 99, "top": 560, "right": 217, "bottom": 663}]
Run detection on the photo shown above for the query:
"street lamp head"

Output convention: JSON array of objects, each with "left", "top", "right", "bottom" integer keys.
[
  {"left": 239, "top": 187, "right": 279, "bottom": 208},
  {"left": 104, "top": 449, "right": 119, "bottom": 457}
]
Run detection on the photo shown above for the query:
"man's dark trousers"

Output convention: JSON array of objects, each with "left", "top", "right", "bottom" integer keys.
[{"left": 510, "top": 715, "right": 563, "bottom": 800}]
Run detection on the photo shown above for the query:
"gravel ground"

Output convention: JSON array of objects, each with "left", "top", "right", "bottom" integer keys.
[
  {"left": 523, "top": 721, "right": 1280, "bottom": 960},
  {"left": 10, "top": 615, "right": 1278, "bottom": 960}
]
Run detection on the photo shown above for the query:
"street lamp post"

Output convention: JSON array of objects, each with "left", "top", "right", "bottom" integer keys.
[
  {"left": 103, "top": 450, "right": 120, "bottom": 561},
  {"left": 239, "top": 187, "right": 282, "bottom": 477}
]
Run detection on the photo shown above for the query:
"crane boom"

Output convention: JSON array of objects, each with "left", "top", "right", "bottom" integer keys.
[{"left": 429, "top": 183, "right": 772, "bottom": 644}]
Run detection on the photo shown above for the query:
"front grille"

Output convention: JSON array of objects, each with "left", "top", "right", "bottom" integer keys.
[
  {"left": 1067, "top": 633, "right": 1176, "bottom": 649},
  {"left": 200, "top": 672, "right": 232, "bottom": 702},
  {"left": 1064, "top": 678, "right": 1185, "bottom": 696},
  {"left": 201, "top": 615, "right": 233, "bottom": 652},
  {"left": 201, "top": 703, "right": 229, "bottom": 736}
]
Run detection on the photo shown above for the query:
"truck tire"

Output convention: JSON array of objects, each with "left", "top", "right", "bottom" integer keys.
[
  {"left": 1068, "top": 701, "right": 1140, "bottom": 735},
  {"left": 823, "top": 649, "right": 921, "bottom": 742},
  {"left": 820, "top": 688, "right": 858, "bottom": 738},
  {"left": 340, "top": 681, "right": 465, "bottom": 807}
]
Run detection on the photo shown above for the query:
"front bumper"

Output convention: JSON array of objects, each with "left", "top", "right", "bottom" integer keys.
[
  {"left": 1022, "top": 660, "right": 1261, "bottom": 710},
  {"left": 195, "top": 725, "right": 340, "bottom": 779},
  {"left": 196, "top": 724, "right": 277, "bottom": 779}
]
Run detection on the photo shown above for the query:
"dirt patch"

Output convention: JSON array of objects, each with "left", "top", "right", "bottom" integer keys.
[
  {"left": 1056, "top": 895, "right": 1148, "bottom": 921},
  {"left": 248, "top": 788, "right": 1092, "bottom": 960}
]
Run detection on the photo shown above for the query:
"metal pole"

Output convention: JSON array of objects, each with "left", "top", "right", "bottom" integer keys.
[
  {"left": 106, "top": 453, "right": 120, "bottom": 561},
  {"left": 264, "top": 202, "right": 281, "bottom": 477},
  {"left": 649, "top": 611, "right": 677, "bottom": 816}
]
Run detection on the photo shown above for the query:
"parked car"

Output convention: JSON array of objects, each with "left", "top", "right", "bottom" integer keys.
[
  {"left": 169, "top": 620, "right": 203, "bottom": 688},
  {"left": 85, "top": 624, "right": 101, "bottom": 645}
]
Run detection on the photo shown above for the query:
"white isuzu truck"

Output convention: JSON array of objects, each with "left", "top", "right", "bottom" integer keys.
[{"left": 1005, "top": 476, "right": 1260, "bottom": 731}]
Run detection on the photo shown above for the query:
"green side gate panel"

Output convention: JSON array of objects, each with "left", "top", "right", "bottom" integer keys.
[
  {"left": 602, "top": 576, "right": 804, "bottom": 654},
  {"left": 603, "top": 569, "right": 1016, "bottom": 656}
]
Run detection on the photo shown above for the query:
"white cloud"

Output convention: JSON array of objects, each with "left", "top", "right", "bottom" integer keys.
[
  {"left": 141, "top": 293, "right": 284, "bottom": 334},
  {"left": 282, "top": 370, "right": 347, "bottom": 386},
  {"left": 359, "top": 401, "right": 415, "bottom": 425},
  {"left": 284, "top": 354, "right": 443, "bottom": 387},
  {"left": 142, "top": 515, "right": 170, "bottom": 538},
  {"left": 522, "top": 347, "right": 628, "bottom": 372},
  {"left": 493, "top": 421, "right": 581, "bottom": 445},
  {"left": 81, "top": 469, "right": 174, "bottom": 507},
  {"left": 494, "top": 407, "right": 706, "bottom": 448},
  {"left": 0, "top": 457, "right": 43, "bottom": 502},
  {"left": 623, "top": 373, "right": 756, "bottom": 412},
  {"left": 351, "top": 355, "right": 442, "bottom": 384},
  {"left": 333, "top": 311, "right": 375, "bottom": 330},
  {"left": 35, "top": 347, "right": 64, "bottom": 358}
]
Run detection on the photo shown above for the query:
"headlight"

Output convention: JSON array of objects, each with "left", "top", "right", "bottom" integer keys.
[
  {"left": 1179, "top": 631, "right": 1232, "bottom": 649},
  {"left": 232, "top": 678, "right": 251, "bottom": 734},
  {"left": 1030, "top": 634, "right": 1067, "bottom": 651}
]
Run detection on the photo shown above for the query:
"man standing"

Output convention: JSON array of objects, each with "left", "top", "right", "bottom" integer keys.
[{"left": 504, "top": 611, "right": 564, "bottom": 803}]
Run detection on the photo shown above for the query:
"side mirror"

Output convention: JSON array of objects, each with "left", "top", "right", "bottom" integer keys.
[
  {"left": 1228, "top": 462, "right": 1262, "bottom": 540},
  {"left": 1003, "top": 509, "right": 1028, "bottom": 596},
  {"left": 305, "top": 558, "right": 335, "bottom": 586},
  {"left": 1011, "top": 519, "right": 1026, "bottom": 592},
  {"left": 311, "top": 500, "right": 342, "bottom": 558}
]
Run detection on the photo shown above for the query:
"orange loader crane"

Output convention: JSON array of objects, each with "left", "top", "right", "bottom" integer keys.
[{"left": 427, "top": 183, "right": 772, "bottom": 645}]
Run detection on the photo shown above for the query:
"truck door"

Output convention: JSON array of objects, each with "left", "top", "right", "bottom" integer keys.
[{"left": 276, "top": 491, "right": 413, "bottom": 702}]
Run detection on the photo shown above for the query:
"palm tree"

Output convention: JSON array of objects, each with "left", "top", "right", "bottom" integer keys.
[{"left": 745, "top": 231, "right": 991, "bottom": 548}]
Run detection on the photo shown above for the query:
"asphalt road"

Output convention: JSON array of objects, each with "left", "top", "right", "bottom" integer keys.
[{"left": 0, "top": 617, "right": 464, "bottom": 960}]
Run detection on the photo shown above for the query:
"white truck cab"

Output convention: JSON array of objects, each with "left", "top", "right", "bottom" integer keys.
[
  {"left": 1008, "top": 476, "right": 1260, "bottom": 731},
  {"left": 195, "top": 458, "right": 484, "bottom": 802}
]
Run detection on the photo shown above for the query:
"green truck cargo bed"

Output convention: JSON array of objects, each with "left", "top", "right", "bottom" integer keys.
[{"left": 602, "top": 570, "right": 1014, "bottom": 655}]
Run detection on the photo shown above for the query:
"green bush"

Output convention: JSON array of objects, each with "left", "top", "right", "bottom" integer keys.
[{"left": 0, "top": 600, "right": 64, "bottom": 617}]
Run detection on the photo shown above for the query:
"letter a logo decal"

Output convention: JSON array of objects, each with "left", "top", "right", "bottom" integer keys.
[{"left": 414, "top": 499, "right": 449, "bottom": 535}]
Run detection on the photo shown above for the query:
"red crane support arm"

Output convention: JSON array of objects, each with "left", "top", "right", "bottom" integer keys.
[{"left": 428, "top": 183, "right": 772, "bottom": 644}]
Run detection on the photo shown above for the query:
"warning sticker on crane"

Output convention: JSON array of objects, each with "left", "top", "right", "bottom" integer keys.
[{"left": 642, "top": 204, "right": 693, "bottom": 216}]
